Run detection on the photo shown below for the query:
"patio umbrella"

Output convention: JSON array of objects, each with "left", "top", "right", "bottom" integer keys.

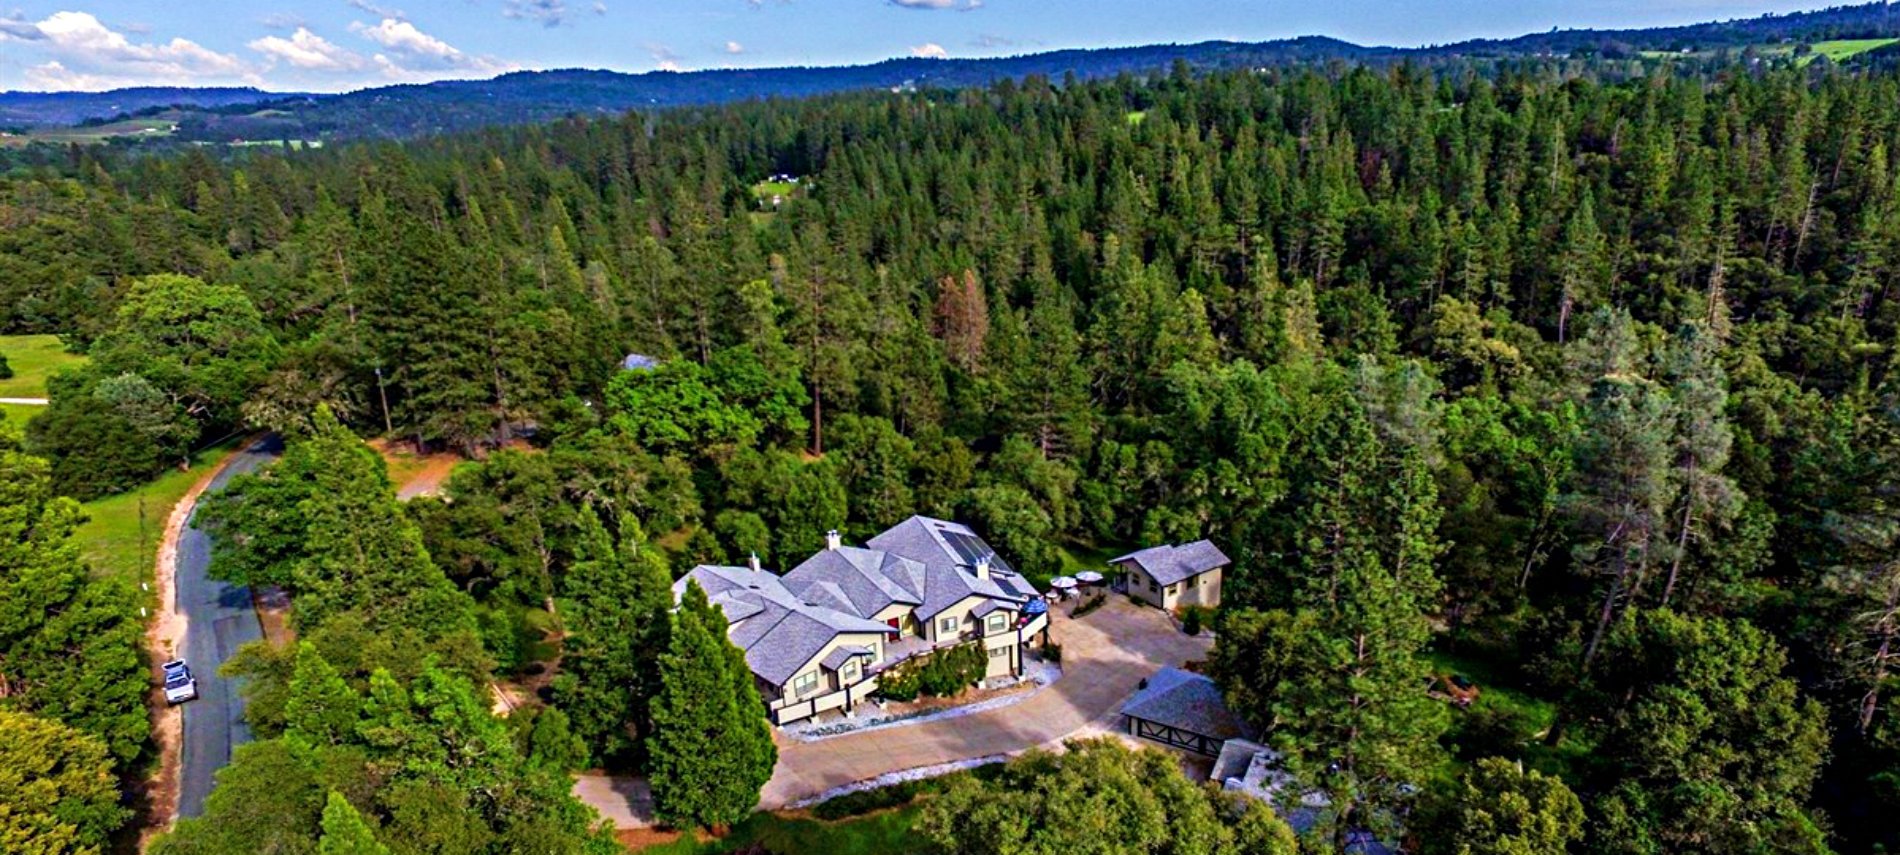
[
  {"left": 1075, "top": 571, "right": 1104, "bottom": 584},
  {"left": 1050, "top": 576, "right": 1078, "bottom": 589}
]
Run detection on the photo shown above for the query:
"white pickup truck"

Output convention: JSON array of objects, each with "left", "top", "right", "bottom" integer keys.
[{"left": 162, "top": 659, "right": 199, "bottom": 705}]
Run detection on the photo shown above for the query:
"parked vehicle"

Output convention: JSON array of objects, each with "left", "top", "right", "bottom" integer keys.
[{"left": 162, "top": 659, "right": 199, "bottom": 705}]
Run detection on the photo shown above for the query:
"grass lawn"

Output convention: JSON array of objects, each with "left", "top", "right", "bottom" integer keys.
[
  {"left": 635, "top": 806, "right": 927, "bottom": 855},
  {"left": 75, "top": 442, "right": 240, "bottom": 588},
  {"left": 1425, "top": 648, "right": 1556, "bottom": 730},
  {"left": 751, "top": 179, "right": 796, "bottom": 200},
  {"left": 1424, "top": 646, "right": 1595, "bottom": 780},
  {"left": 0, "top": 333, "right": 87, "bottom": 398},
  {"left": 0, "top": 402, "right": 41, "bottom": 436},
  {"left": 1058, "top": 542, "right": 1130, "bottom": 573},
  {"left": 1808, "top": 38, "right": 1898, "bottom": 63},
  {"left": 24, "top": 116, "right": 179, "bottom": 145}
]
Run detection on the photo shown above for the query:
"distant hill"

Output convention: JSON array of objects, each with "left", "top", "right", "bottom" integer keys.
[
  {"left": 5, "top": 2, "right": 1900, "bottom": 142},
  {"left": 0, "top": 87, "right": 298, "bottom": 129},
  {"left": 183, "top": 37, "right": 1382, "bottom": 141}
]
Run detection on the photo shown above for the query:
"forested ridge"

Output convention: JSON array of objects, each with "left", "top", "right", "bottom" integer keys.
[{"left": 4, "top": 57, "right": 1900, "bottom": 852}]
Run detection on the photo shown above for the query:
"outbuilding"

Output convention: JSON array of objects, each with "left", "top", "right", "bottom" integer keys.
[
  {"left": 1119, "top": 666, "right": 1251, "bottom": 756},
  {"left": 1111, "top": 540, "right": 1229, "bottom": 610}
]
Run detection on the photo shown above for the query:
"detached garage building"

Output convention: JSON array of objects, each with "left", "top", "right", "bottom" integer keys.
[
  {"left": 1112, "top": 541, "right": 1229, "bottom": 610},
  {"left": 1119, "top": 667, "right": 1252, "bottom": 756}
]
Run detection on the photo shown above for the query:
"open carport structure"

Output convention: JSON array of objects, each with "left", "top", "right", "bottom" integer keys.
[{"left": 1119, "top": 666, "right": 1251, "bottom": 756}]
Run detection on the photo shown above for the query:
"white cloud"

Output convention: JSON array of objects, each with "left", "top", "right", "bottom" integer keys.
[
  {"left": 647, "top": 42, "right": 685, "bottom": 71},
  {"left": 6, "top": 11, "right": 253, "bottom": 90},
  {"left": 910, "top": 42, "right": 949, "bottom": 59},
  {"left": 349, "top": 17, "right": 516, "bottom": 80},
  {"left": 350, "top": 17, "right": 462, "bottom": 62},
  {"left": 250, "top": 28, "right": 366, "bottom": 71},
  {"left": 725, "top": 40, "right": 744, "bottom": 54}
]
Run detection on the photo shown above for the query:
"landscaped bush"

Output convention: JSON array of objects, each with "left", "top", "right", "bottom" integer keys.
[
  {"left": 877, "top": 642, "right": 987, "bottom": 701},
  {"left": 1073, "top": 592, "right": 1107, "bottom": 617},
  {"left": 1042, "top": 642, "right": 1062, "bottom": 663},
  {"left": 1180, "top": 605, "right": 1213, "bottom": 635}
]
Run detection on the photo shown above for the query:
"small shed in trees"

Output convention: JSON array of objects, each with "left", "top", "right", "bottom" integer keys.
[{"left": 1111, "top": 541, "right": 1229, "bottom": 610}]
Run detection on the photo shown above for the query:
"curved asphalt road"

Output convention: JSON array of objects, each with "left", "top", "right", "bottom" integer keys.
[{"left": 174, "top": 435, "right": 282, "bottom": 819}]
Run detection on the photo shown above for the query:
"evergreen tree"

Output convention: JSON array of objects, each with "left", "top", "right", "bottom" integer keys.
[
  {"left": 552, "top": 511, "right": 672, "bottom": 768},
  {"left": 318, "top": 792, "right": 389, "bottom": 855},
  {"left": 0, "top": 709, "right": 130, "bottom": 855},
  {"left": 645, "top": 581, "right": 776, "bottom": 830},
  {"left": 284, "top": 642, "right": 361, "bottom": 747},
  {"left": 1211, "top": 395, "right": 1446, "bottom": 847},
  {"left": 1576, "top": 611, "right": 1829, "bottom": 854},
  {"left": 0, "top": 447, "right": 148, "bottom": 764},
  {"left": 1659, "top": 324, "right": 1739, "bottom": 607}
]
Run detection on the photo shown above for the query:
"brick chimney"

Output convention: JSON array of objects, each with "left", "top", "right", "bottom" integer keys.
[
  {"left": 747, "top": 552, "right": 762, "bottom": 573},
  {"left": 974, "top": 552, "right": 991, "bottom": 581},
  {"left": 826, "top": 530, "right": 842, "bottom": 551}
]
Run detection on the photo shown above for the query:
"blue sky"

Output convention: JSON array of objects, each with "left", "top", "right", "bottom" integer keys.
[{"left": 0, "top": 1, "right": 1859, "bottom": 92}]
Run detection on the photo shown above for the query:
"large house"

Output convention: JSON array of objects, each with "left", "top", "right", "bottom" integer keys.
[
  {"left": 674, "top": 516, "right": 1049, "bottom": 725},
  {"left": 1111, "top": 540, "right": 1230, "bottom": 610}
]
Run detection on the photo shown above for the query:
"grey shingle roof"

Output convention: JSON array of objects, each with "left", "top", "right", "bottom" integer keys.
[
  {"left": 1111, "top": 540, "right": 1231, "bottom": 587},
  {"left": 970, "top": 599, "right": 1009, "bottom": 618},
  {"left": 821, "top": 645, "right": 872, "bottom": 672},
  {"left": 1120, "top": 667, "right": 1250, "bottom": 741},
  {"left": 675, "top": 564, "right": 894, "bottom": 687},
  {"left": 784, "top": 546, "right": 923, "bottom": 619},
  {"left": 676, "top": 517, "right": 1044, "bottom": 691},
  {"left": 867, "top": 516, "right": 1041, "bottom": 620}
]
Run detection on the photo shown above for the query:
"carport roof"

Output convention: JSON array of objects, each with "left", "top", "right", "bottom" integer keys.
[{"left": 1120, "top": 667, "right": 1250, "bottom": 741}]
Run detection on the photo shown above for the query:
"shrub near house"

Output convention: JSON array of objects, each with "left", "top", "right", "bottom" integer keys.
[{"left": 876, "top": 642, "right": 987, "bottom": 701}]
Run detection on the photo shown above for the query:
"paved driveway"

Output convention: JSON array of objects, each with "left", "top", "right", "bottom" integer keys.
[
  {"left": 767, "top": 597, "right": 1208, "bottom": 808},
  {"left": 574, "top": 596, "right": 1211, "bottom": 824}
]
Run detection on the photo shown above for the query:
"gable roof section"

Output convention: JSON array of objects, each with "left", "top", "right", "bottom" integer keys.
[
  {"left": 783, "top": 546, "right": 923, "bottom": 619},
  {"left": 1120, "top": 667, "right": 1251, "bottom": 741},
  {"left": 868, "top": 515, "right": 1040, "bottom": 619},
  {"left": 675, "top": 564, "right": 893, "bottom": 687},
  {"left": 1112, "top": 540, "right": 1231, "bottom": 587}
]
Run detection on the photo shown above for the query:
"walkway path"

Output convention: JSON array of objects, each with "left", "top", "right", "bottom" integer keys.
[{"left": 573, "top": 597, "right": 1211, "bottom": 825}]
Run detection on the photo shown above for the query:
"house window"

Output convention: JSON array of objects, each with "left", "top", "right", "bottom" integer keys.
[
  {"left": 791, "top": 671, "right": 820, "bottom": 699},
  {"left": 1149, "top": 578, "right": 1158, "bottom": 593},
  {"left": 986, "top": 613, "right": 1008, "bottom": 635},
  {"left": 989, "top": 646, "right": 1011, "bottom": 659},
  {"left": 939, "top": 616, "right": 959, "bottom": 634},
  {"left": 1167, "top": 584, "right": 1179, "bottom": 596},
  {"left": 840, "top": 658, "right": 860, "bottom": 684}
]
